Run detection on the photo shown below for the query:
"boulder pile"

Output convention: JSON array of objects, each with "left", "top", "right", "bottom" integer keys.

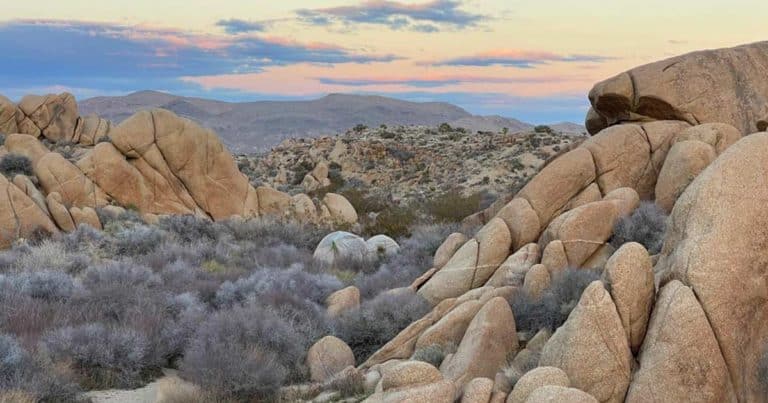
[
  {"left": 305, "top": 41, "right": 768, "bottom": 403},
  {"left": 0, "top": 97, "right": 358, "bottom": 248}
]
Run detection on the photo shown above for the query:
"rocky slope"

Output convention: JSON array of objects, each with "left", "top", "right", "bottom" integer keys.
[
  {"left": 238, "top": 124, "right": 583, "bottom": 202},
  {"left": 80, "top": 91, "right": 585, "bottom": 153},
  {"left": 0, "top": 94, "right": 360, "bottom": 248},
  {"left": 288, "top": 41, "right": 768, "bottom": 403}
]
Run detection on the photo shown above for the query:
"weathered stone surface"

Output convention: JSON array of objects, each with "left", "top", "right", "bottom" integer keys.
[
  {"left": 539, "top": 282, "right": 631, "bottom": 403},
  {"left": 416, "top": 300, "right": 483, "bottom": 350},
  {"left": 655, "top": 140, "right": 716, "bottom": 212},
  {"left": 69, "top": 206, "right": 102, "bottom": 230},
  {"left": 434, "top": 232, "right": 469, "bottom": 270},
  {"left": 4, "top": 134, "right": 50, "bottom": 165},
  {"left": 363, "top": 379, "right": 455, "bottom": 403},
  {"left": 655, "top": 133, "right": 768, "bottom": 401},
  {"left": 539, "top": 201, "right": 618, "bottom": 268},
  {"left": 0, "top": 95, "right": 18, "bottom": 134},
  {"left": 523, "top": 386, "right": 598, "bottom": 403},
  {"left": 326, "top": 286, "right": 360, "bottom": 318},
  {"left": 585, "top": 107, "right": 608, "bottom": 135},
  {"left": 602, "top": 187, "right": 639, "bottom": 217},
  {"left": 495, "top": 198, "right": 540, "bottom": 251},
  {"left": 442, "top": 297, "right": 518, "bottom": 387},
  {"left": 306, "top": 336, "right": 355, "bottom": 383},
  {"left": 35, "top": 152, "right": 108, "bottom": 208},
  {"left": 12, "top": 175, "right": 49, "bottom": 216},
  {"left": 366, "top": 235, "right": 400, "bottom": 260},
  {"left": 462, "top": 377, "right": 494, "bottom": 403},
  {"left": 381, "top": 361, "right": 442, "bottom": 391},
  {"left": 17, "top": 93, "right": 80, "bottom": 142},
  {"left": 507, "top": 367, "right": 570, "bottom": 403},
  {"left": 45, "top": 192, "right": 75, "bottom": 232},
  {"left": 473, "top": 218, "right": 512, "bottom": 288},
  {"left": 540, "top": 240, "right": 567, "bottom": 275},
  {"left": 323, "top": 193, "right": 358, "bottom": 224},
  {"left": 257, "top": 186, "right": 291, "bottom": 216},
  {"left": 565, "top": 183, "right": 602, "bottom": 210},
  {"left": 77, "top": 115, "right": 111, "bottom": 146},
  {"left": 517, "top": 148, "right": 596, "bottom": 229},
  {"left": 418, "top": 239, "right": 479, "bottom": 304},
  {"left": 290, "top": 193, "right": 318, "bottom": 221},
  {"left": 625, "top": 281, "right": 736, "bottom": 403},
  {"left": 673, "top": 123, "right": 741, "bottom": 155},
  {"left": 587, "top": 41, "right": 768, "bottom": 135},
  {"left": 110, "top": 109, "right": 259, "bottom": 220},
  {"left": 581, "top": 243, "right": 614, "bottom": 270},
  {"left": 522, "top": 263, "right": 550, "bottom": 298},
  {"left": 603, "top": 242, "right": 654, "bottom": 353},
  {"left": 0, "top": 176, "right": 58, "bottom": 248},
  {"left": 362, "top": 298, "right": 457, "bottom": 368},
  {"left": 485, "top": 243, "right": 540, "bottom": 287}
]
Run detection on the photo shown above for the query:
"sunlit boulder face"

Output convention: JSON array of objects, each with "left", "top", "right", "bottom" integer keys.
[{"left": 587, "top": 41, "right": 768, "bottom": 135}]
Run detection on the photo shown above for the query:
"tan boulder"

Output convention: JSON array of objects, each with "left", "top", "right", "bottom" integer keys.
[
  {"left": 17, "top": 93, "right": 80, "bottom": 142},
  {"left": 587, "top": 41, "right": 768, "bottom": 135},
  {"left": 363, "top": 379, "right": 455, "bottom": 403},
  {"left": 495, "top": 198, "right": 540, "bottom": 251},
  {"left": 418, "top": 240, "right": 479, "bottom": 304},
  {"left": 507, "top": 367, "right": 570, "bottom": 403},
  {"left": 78, "top": 143, "right": 198, "bottom": 215},
  {"left": 109, "top": 109, "right": 259, "bottom": 220},
  {"left": 381, "top": 361, "right": 442, "bottom": 391},
  {"left": 69, "top": 207, "right": 102, "bottom": 230},
  {"left": 602, "top": 242, "right": 654, "bottom": 353},
  {"left": 522, "top": 264, "right": 550, "bottom": 299},
  {"left": 35, "top": 152, "right": 108, "bottom": 208},
  {"left": 45, "top": 192, "right": 75, "bottom": 232},
  {"left": 442, "top": 297, "right": 518, "bottom": 387},
  {"left": 581, "top": 243, "right": 614, "bottom": 270},
  {"left": 12, "top": 175, "right": 49, "bottom": 216},
  {"left": 257, "top": 186, "right": 291, "bottom": 216},
  {"left": 433, "top": 232, "right": 469, "bottom": 270},
  {"left": 0, "top": 176, "right": 59, "bottom": 248},
  {"left": 655, "top": 133, "right": 768, "bottom": 401},
  {"left": 565, "top": 183, "right": 602, "bottom": 211},
  {"left": 673, "top": 122, "right": 741, "bottom": 154},
  {"left": 602, "top": 187, "right": 639, "bottom": 217},
  {"left": 290, "top": 193, "right": 318, "bottom": 221},
  {"left": 76, "top": 115, "right": 111, "bottom": 146},
  {"left": 326, "top": 286, "right": 360, "bottom": 318},
  {"left": 539, "top": 282, "right": 631, "bottom": 403},
  {"left": 485, "top": 243, "right": 540, "bottom": 287},
  {"left": 655, "top": 140, "right": 716, "bottom": 212},
  {"left": 4, "top": 134, "right": 50, "bottom": 165},
  {"left": 473, "top": 218, "right": 512, "bottom": 287},
  {"left": 539, "top": 201, "right": 619, "bottom": 268},
  {"left": 362, "top": 298, "right": 457, "bottom": 368},
  {"left": 0, "top": 95, "right": 19, "bottom": 134},
  {"left": 540, "top": 240, "right": 567, "bottom": 274},
  {"left": 462, "top": 377, "right": 494, "bottom": 403},
  {"left": 416, "top": 300, "right": 483, "bottom": 350},
  {"left": 306, "top": 336, "right": 355, "bottom": 383},
  {"left": 625, "top": 281, "right": 736, "bottom": 403},
  {"left": 517, "top": 147, "right": 596, "bottom": 229},
  {"left": 322, "top": 193, "right": 358, "bottom": 224},
  {"left": 585, "top": 107, "right": 608, "bottom": 135},
  {"left": 523, "top": 386, "right": 598, "bottom": 403}
]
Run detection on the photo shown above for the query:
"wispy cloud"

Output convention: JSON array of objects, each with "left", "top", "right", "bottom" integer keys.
[
  {"left": 431, "top": 50, "right": 615, "bottom": 68},
  {"left": 317, "top": 74, "right": 574, "bottom": 88},
  {"left": 0, "top": 19, "right": 398, "bottom": 92},
  {"left": 297, "top": 0, "right": 485, "bottom": 32},
  {"left": 216, "top": 19, "right": 266, "bottom": 34}
]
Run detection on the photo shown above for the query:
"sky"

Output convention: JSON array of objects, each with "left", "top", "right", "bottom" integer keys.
[{"left": 1, "top": 0, "right": 766, "bottom": 123}]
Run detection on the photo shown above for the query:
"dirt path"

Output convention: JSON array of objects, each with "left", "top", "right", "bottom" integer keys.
[{"left": 84, "top": 369, "right": 177, "bottom": 403}]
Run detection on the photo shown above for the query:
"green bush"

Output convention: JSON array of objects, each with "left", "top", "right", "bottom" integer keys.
[{"left": 425, "top": 191, "right": 482, "bottom": 222}]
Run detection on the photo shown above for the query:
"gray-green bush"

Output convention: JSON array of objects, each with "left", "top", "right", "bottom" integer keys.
[
  {"left": 610, "top": 201, "right": 668, "bottom": 254},
  {"left": 0, "top": 153, "right": 33, "bottom": 177}
]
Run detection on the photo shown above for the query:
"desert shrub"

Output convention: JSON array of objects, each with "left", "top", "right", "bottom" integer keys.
[
  {"left": 180, "top": 303, "right": 309, "bottom": 400},
  {"left": 759, "top": 345, "right": 768, "bottom": 393},
  {"left": 387, "top": 147, "right": 415, "bottom": 162},
  {"left": 425, "top": 191, "right": 482, "bottom": 222},
  {"left": 95, "top": 207, "right": 144, "bottom": 229},
  {"left": 334, "top": 291, "right": 431, "bottom": 363},
  {"left": 113, "top": 225, "right": 164, "bottom": 256},
  {"left": 40, "top": 323, "right": 151, "bottom": 389},
  {"left": 222, "top": 217, "right": 326, "bottom": 251},
  {"left": 3, "top": 271, "right": 78, "bottom": 301},
  {"left": 158, "top": 215, "right": 219, "bottom": 244},
  {"left": 364, "top": 205, "right": 419, "bottom": 238},
  {"left": 215, "top": 266, "right": 341, "bottom": 308},
  {"left": 0, "top": 334, "right": 80, "bottom": 402},
  {"left": 438, "top": 123, "right": 453, "bottom": 133},
  {"left": 508, "top": 268, "right": 601, "bottom": 334},
  {"left": 610, "top": 201, "right": 668, "bottom": 254},
  {"left": 0, "top": 154, "right": 33, "bottom": 177},
  {"left": 412, "top": 343, "right": 454, "bottom": 368},
  {"left": 534, "top": 125, "right": 553, "bottom": 134},
  {"left": 355, "top": 223, "right": 458, "bottom": 298},
  {"left": 9, "top": 241, "right": 89, "bottom": 274},
  {"left": 82, "top": 261, "right": 162, "bottom": 291}
]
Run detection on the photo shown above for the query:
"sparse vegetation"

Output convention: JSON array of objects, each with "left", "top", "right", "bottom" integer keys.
[
  {"left": 412, "top": 343, "right": 454, "bottom": 368},
  {"left": 0, "top": 153, "right": 34, "bottom": 178},
  {"left": 610, "top": 201, "right": 668, "bottom": 254}
]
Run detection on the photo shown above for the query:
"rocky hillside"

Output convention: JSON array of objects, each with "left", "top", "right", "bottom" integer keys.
[
  {"left": 80, "top": 91, "right": 585, "bottom": 153},
  {"left": 238, "top": 124, "right": 583, "bottom": 203}
]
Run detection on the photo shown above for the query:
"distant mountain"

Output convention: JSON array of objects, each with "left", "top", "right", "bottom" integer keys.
[{"left": 80, "top": 91, "right": 584, "bottom": 153}]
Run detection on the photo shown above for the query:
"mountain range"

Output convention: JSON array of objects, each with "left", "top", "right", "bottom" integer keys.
[{"left": 80, "top": 91, "right": 585, "bottom": 153}]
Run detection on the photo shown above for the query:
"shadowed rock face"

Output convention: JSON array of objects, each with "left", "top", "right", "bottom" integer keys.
[{"left": 587, "top": 41, "right": 768, "bottom": 135}]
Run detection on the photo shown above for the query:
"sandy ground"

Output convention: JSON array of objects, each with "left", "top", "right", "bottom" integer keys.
[{"left": 84, "top": 369, "right": 177, "bottom": 403}]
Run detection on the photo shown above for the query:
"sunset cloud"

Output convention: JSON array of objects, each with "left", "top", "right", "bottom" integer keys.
[
  {"left": 432, "top": 50, "right": 615, "bottom": 68},
  {"left": 216, "top": 19, "right": 266, "bottom": 34}
]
